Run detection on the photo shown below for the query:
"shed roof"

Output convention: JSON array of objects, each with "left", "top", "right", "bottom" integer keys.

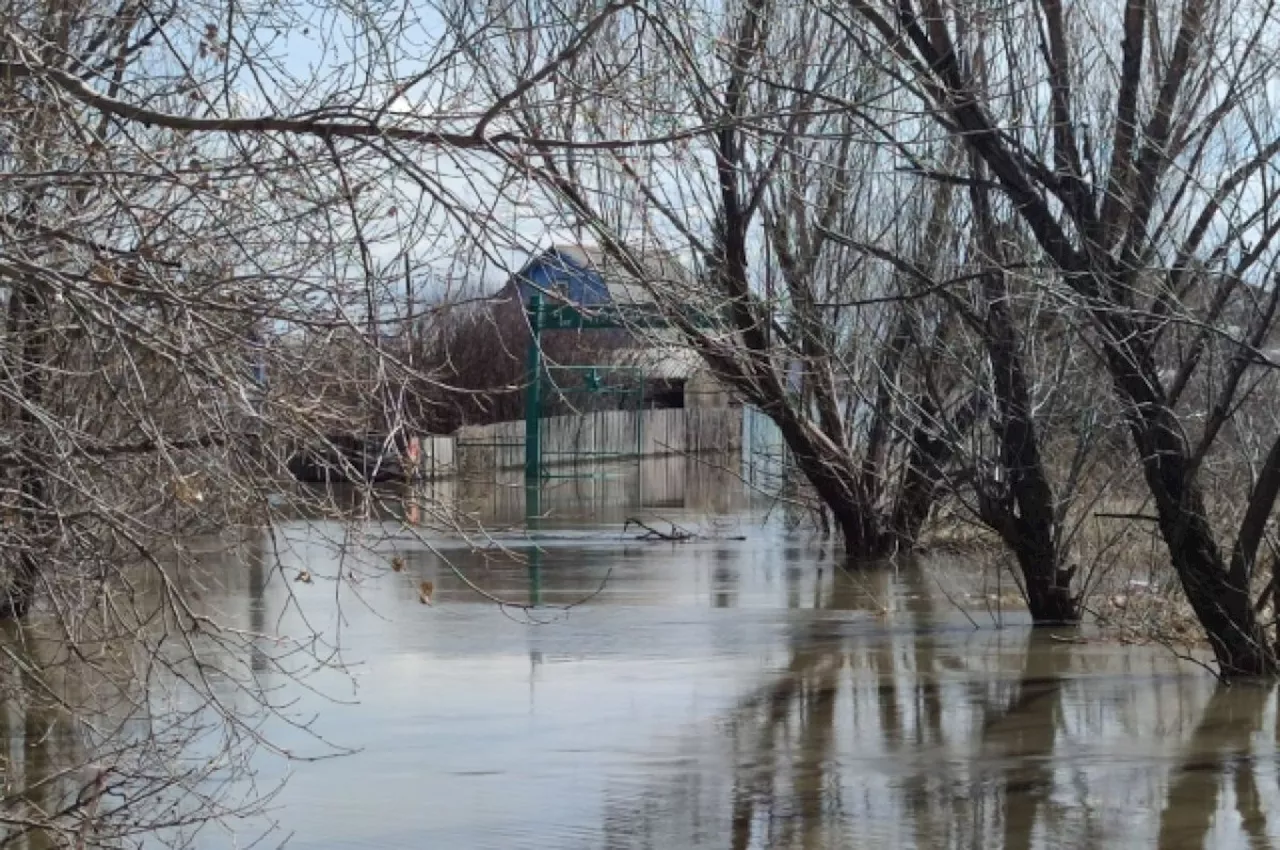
[{"left": 604, "top": 346, "right": 704, "bottom": 381}]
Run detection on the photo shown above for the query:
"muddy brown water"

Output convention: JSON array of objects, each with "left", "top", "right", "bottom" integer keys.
[{"left": 8, "top": 463, "right": 1280, "bottom": 849}]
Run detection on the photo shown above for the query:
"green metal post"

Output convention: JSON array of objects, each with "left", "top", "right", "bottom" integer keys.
[
  {"left": 528, "top": 544, "right": 543, "bottom": 607},
  {"left": 634, "top": 378, "right": 643, "bottom": 505},
  {"left": 525, "top": 294, "right": 544, "bottom": 518}
]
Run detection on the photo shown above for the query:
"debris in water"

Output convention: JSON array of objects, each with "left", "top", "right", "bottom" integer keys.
[
  {"left": 172, "top": 474, "right": 204, "bottom": 506},
  {"left": 624, "top": 517, "right": 693, "bottom": 542}
]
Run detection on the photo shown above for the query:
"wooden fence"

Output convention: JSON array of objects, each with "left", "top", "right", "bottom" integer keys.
[
  {"left": 287, "top": 408, "right": 773, "bottom": 483},
  {"left": 454, "top": 407, "right": 744, "bottom": 475},
  {"left": 412, "top": 435, "right": 457, "bottom": 480}
]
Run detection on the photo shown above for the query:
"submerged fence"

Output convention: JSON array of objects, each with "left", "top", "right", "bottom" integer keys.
[
  {"left": 453, "top": 407, "right": 746, "bottom": 477},
  {"left": 390, "top": 405, "right": 786, "bottom": 487}
]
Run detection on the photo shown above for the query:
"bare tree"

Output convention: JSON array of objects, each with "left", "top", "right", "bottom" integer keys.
[
  {"left": 836, "top": 0, "right": 1280, "bottom": 674},
  {"left": 451, "top": 0, "right": 997, "bottom": 558},
  {"left": 0, "top": 0, "right": 652, "bottom": 839},
  {"left": 445, "top": 0, "right": 1128, "bottom": 633}
]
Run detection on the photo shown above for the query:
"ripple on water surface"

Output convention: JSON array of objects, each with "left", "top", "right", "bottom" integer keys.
[{"left": 167, "top": 503, "right": 1280, "bottom": 850}]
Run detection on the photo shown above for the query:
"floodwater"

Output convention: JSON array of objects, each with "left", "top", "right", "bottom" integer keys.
[{"left": 9, "top": 458, "right": 1280, "bottom": 849}]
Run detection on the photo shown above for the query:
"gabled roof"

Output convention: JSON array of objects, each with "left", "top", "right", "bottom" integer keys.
[{"left": 526, "top": 244, "right": 691, "bottom": 306}]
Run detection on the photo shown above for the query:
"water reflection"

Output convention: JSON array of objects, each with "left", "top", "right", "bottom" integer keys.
[
  {"left": 1158, "top": 682, "right": 1273, "bottom": 848},
  {"left": 179, "top": 516, "right": 1280, "bottom": 850},
  {"left": 598, "top": 618, "right": 1277, "bottom": 850},
  {"left": 7, "top": 458, "right": 1280, "bottom": 849},
  {"left": 451, "top": 454, "right": 756, "bottom": 529},
  {"left": 0, "top": 626, "right": 88, "bottom": 850},
  {"left": 978, "top": 634, "right": 1070, "bottom": 850},
  {"left": 293, "top": 455, "right": 758, "bottom": 538}
]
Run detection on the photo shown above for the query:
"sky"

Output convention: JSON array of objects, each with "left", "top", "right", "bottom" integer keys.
[{"left": 141, "top": 0, "right": 1280, "bottom": 318}]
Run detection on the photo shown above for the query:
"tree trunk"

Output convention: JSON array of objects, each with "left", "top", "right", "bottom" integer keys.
[
  {"left": 1011, "top": 536, "right": 1078, "bottom": 625},
  {"left": 984, "top": 300, "right": 1079, "bottom": 624},
  {"left": 889, "top": 392, "right": 986, "bottom": 548},
  {"left": 1140, "top": 429, "right": 1272, "bottom": 675},
  {"left": 1106, "top": 337, "right": 1275, "bottom": 675},
  {"left": 1, "top": 278, "right": 49, "bottom": 621},
  {"left": 970, "top": 172, "right": 1079, "bottom": 624},
  {"left": 771, "top": 409, "right": 887, "bottom": 558}
]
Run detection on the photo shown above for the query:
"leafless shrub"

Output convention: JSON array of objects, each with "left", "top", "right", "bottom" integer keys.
[{"left": 0, "top": 0, "right": 635, "bottom": 840}]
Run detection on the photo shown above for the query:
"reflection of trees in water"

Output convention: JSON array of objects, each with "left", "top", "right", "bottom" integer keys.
[
  {"left": 600, "top": 560, "right": 890, "bottom": 849},
  {"left": 597, "top": 562, "right": 1280, "bottom": 850},
  {"left": 246, "top": 531, "right": 270, "bottom": 675},
  {"left": 727, "top": 641, "right": 844, "bottom": 848},
  {"left": 0, "top": 530, "right": 337, "bottom": 849},
  {"left": 972, "top": 634, "right": 1071, "bottom": 850},
  {"left": 712, "top": 549, "right": 737, "bottom": 610},
  {"left": 895, "top": 559, "right": 958, "bottom": 849},
  {"left": 1157, "top": 683, "right": 1273, "bottom": 849}
]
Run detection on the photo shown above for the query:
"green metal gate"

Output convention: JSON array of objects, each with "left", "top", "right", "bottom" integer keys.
[{"left": 523, "top": 293, "right": 649, "bottom": 517}]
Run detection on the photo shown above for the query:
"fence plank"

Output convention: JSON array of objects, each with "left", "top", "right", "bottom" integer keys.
[{"left": 454, "top": 407, "right": 751, "bottom": 473}]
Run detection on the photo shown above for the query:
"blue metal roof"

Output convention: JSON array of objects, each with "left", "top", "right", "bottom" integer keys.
[{"left": 514, "top": 247, "right": 613, "bottom": 307}]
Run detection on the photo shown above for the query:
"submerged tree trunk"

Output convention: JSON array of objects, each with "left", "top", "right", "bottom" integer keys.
[
  {"left": 767, "top": 407, "right": 883, "bottom": 558},
  {"left": 768, "top": 387, "right": 974, "bottom": 560},
  {"left": 1113, "top": 354, "right": 1275, "bottom": 674},
  {"left": 974, "top": 284, "right": 1079, "bottom": 623},
  {"left": 970, "top": 175, "right": 1079, "bottom": 625}
]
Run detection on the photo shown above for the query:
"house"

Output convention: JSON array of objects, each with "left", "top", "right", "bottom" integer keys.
[
  {"left": 503, "top": 244, "right": 687, "bottom": 308},
  {"left": 604, "top": 346, "right": 736, "bottom": 409},
  {"left": 497, "top": 245, "right": 736, "bottom": 411}
]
